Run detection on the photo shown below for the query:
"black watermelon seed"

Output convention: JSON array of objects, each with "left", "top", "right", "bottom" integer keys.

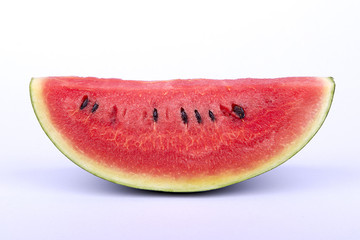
[
  {"left": 209, "top": 110, "right": 216, "bottom": 122},
  {"left": 194, "top": 110, "right": 202, "bottom": 124},
  {"left": 91, "top": 103, "right": 99, "bottom": 113},
  {"left": 80, "top": 96, "right": 89, "bottom": 110},
  {"left": 232, "top": 104, "right": 245, "bottom": 119},
  {"left": 153, "top": 108, "right": 158, "bottom": 122},
  {"left": 180, "top": 107, "right": 188, "bottom": 124}
]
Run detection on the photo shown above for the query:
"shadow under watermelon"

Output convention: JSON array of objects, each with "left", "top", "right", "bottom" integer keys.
[{"left": 12, "top": 163, "right": 351, "bottom": 197}]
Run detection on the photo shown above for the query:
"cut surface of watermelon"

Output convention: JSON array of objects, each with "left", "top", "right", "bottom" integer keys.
[{"left": 30, "top": 77, "right": 334, "bottom": 192}]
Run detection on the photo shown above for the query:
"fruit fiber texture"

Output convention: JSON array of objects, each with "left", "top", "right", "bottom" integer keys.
[{"left": 30, "top": 77, "right": 335, "bottom": 192}]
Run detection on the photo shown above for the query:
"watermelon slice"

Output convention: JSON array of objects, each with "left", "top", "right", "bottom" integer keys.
[{"left": 30, "top": 77, "right": 334, "bottom": 192}]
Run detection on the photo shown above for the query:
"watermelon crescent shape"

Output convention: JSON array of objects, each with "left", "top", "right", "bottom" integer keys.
[{"left": 30, "top": 77, "right": 335, "bottom": 192}]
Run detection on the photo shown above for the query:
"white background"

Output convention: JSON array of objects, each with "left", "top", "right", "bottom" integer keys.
[{"left": 1, "top": 0, "right": 359, "bottom": 239}]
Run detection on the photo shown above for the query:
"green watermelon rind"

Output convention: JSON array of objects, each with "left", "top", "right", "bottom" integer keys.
[{"left": 30, "top": 77, "right": 335, "bottom": 192}]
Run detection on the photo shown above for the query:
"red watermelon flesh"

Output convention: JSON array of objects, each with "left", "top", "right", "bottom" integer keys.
[{"left": 30, "top": 77, "right": 334, "bottom": 192}]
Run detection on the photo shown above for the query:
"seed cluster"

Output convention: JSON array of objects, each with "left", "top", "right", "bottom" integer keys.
[
  {"left": 80, "top": 96, "right": 99, "bottom": 113},
  {"left": 79, "top": 96, "right": 245, "bottom": 124}
]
